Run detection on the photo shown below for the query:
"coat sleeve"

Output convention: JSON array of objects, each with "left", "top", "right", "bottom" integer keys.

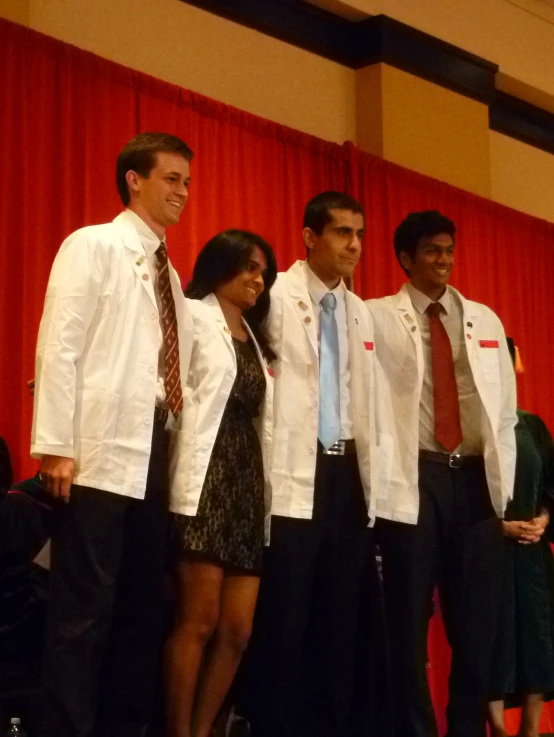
[
  {"left": 31, "top": 229, "right": 107, "bottom": 459},
  {"left": 494, "top": 312, "right": 518, "bottom": 510},
  {"left": 526, "top": 414, "right": 554, "bottom": 516}
]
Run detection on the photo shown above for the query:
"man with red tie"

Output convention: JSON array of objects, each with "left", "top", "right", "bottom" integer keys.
[
  {"left": 31, "top": 133, "right": 194, "bottom": 737},
  {"left": 366, "top": 211, "right": 517, "bottom": 737}
]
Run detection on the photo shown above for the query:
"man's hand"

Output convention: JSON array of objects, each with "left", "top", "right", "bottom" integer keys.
[
  {"left": 40, "top": 455, "right": 75, "bottom": 501},
  {"left": 502, "top": 517, "right": 547, "bottom": 545}
]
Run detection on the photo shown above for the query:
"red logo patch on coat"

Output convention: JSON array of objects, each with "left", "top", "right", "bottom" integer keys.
[
  {"left": 364, "top": 341, "right": 374, "bottom": 351},
  {"left": 479, "top": 340, "right": 499, "bottom": 348}
]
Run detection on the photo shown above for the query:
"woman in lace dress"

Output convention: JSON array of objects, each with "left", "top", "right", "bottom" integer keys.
[{"left": 165, "top": 229, "right": 277, "bottom": 737}]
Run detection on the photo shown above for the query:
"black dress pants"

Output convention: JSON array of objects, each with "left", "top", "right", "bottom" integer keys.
[
  {"left": 376, "top": 457, "right": 504, "bottom": 737},
  {"left": 238, "top": 449, "right": 389, "bottom": 737},
  {"left": 41, "top": 419, "right": 169, "bottom": 737}
]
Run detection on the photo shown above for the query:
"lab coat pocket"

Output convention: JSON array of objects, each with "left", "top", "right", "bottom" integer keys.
[
  {"left": 74, "top": 389, "right": 119, "bottom": 470},
  {"left": 479, "top": 348, "right": 501, "bottom": 383}
]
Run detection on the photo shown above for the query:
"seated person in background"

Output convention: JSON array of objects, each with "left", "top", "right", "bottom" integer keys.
[
  {"left": 165, "top": 230, "right": 277, "bottom": 737},
  {"left": 0, "top": 472, "right": 51, "bottom": 736},
  {"left": 488, "top": 339, "right": 554, "bottom": 737},
  {"left": 0, "top": 436, "right": 13, "bottom": 495}
]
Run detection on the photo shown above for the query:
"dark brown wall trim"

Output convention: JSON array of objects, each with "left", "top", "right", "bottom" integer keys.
[
  {"left": 181, "top": 0, "right": 554, "bottom": 155},
  {"left": 490, "top": 92, "right": 554, "bottom": 156}
]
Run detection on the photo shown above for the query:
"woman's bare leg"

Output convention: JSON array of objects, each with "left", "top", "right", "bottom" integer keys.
[
  {"left": 165, "top": 561, "right": 224, "bottom": 737},
  {"left": 488, "top": 700, "right": 508, "bottom": 737},
  {"left": 192, "top": 574, "right": 260, "bottom": 737},
  {"left": 518, "top": 693, "right": 544, "bottom": 737}
]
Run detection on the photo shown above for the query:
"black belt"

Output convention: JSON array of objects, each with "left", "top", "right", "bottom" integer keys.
[
  {"left": 154, "top": 406, "right": 169, "bottom": 425},
  {"left": 419, "top": 449, "right": 483, "bottom": 469},
  {"left": 320, "top": 439, "right": 356, "bottom": 456}
]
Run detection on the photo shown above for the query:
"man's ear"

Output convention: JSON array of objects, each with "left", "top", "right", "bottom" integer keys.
[
  {"left": 302, "top": 227, "right": 316, "bottom": 254},
  {"left": 398, "top": 250, "right": 412, "bottom": 275},
  {"left": 125, "top": 170, "right": 141, "bottom": 197}
]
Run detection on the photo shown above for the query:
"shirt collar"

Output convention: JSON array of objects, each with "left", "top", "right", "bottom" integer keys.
[
  {"left": 121, "top": 209, "right": 165, "bottom": 258},
  {"left": 407, "top": 283, "right": 452, "bottom": 316},
  {"left": 305, "top": 262, "right": 346, "bottom": 307}
]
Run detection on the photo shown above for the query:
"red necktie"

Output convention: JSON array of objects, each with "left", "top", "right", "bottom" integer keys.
[
  {"left": 156, "top": 245, "right": 183, "bottom": 419},
  {"left": 426, "top": 302, "right": 462, "bottom": 452}
]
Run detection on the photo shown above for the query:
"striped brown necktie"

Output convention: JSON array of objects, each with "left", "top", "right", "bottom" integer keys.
[{"left": 156, "top": 244, "right": 183, "bottom": 419}]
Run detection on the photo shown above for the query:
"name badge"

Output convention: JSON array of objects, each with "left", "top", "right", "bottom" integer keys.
[
  {"left": 364, "top": 341, "right": 374, "bottom": 351},
  {"left": 479, "top": 340, "right": 499, "bottom": 348}
]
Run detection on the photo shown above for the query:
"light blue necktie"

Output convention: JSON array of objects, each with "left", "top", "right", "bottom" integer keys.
[{"left": 318, "top": 292, "right": 341, "bottom": 449}]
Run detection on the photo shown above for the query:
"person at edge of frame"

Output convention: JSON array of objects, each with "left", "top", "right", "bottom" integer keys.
[{"left": 31, "top": 132, "right": 194, "bottom": 737}]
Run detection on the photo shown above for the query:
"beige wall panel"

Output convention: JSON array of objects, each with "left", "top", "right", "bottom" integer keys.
[
  {"left": 379, "top": 65, "right": 491, "bottom": 197},
  {"left": 26, "top": 0, "right": 356, "bottom": 144},
  {"left": 0, "top": 0, "right": 31, "bottom": 26},
  {"left": 490, "top": 131, "right": 554, "bottom": 224}
]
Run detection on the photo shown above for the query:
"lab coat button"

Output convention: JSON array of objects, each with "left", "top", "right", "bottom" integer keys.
[
  {"left": 149, "top": 366, "right": 155, "bottom": 374},
  {"left": 309, "top": 446, "right": 315, "bottom": 454},
  {"left": 144, "top": 418, "right": 150, "bottom": 426},
  {"left": 411, "top": 326, "right": 416, "bottom": 332},
  {"left": 151, "top": 313, "right": 157, "bottom": 320},
  {"left": 467, "top": 321, "right": 473, "bottom": 328}
]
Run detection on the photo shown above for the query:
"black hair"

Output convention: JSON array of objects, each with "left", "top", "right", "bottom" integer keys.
[
  {"left": 394, "top": 210, "right": 456, "bottom": 275},
  {"left": 185, "top": 230, "right": 277, "bottom": 361},
  {"left": 116, "top": 132, "right": 194, "bottom": 206},
  {"left": 506, "top": 337, "right": 516, "bottom": 367},
  {"left": 303, "top": 191, "right": 365, "bottom": 236}
]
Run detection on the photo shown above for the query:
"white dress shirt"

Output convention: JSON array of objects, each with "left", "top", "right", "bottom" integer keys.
[
  {"left": 121, "top": 209, "right": 166, "bottom": 406},
  {"left": 407, "top": 283, "right": 483, "bottom": 455},
  {"left": 305, "top": 264, "right": 353, "bottom": 440}
]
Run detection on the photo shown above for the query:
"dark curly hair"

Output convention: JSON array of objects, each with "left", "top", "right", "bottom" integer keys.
[{"left": 394, "top": 211, "right": 456, "bottom": 275}]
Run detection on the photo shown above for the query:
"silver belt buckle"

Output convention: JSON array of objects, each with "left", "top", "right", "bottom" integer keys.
[
  {"left": 449, "top": 454, "right": 462, "bottom": 469},
  {"left": 323, "top": 440, "right": 346, "bottom": 456}
]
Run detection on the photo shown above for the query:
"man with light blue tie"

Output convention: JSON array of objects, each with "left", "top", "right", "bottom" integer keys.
[{"left": 238, "top": 192, "right": 398, "bottom": 737}]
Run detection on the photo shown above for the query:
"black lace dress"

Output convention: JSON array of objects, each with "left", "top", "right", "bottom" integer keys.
[{"left": 172, "top": 337, "right": 266, "bottom": 573}]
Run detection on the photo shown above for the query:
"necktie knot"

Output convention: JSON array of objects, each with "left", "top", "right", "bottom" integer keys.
[
  {"left": 156, "top": 243, "right": 168, "bottom": 263},
  {"left": 321, "top": 292, "right": 337, "bottom": 311},
  {"left": 426, "top": 302, "right": 443, "bottom": 319}
]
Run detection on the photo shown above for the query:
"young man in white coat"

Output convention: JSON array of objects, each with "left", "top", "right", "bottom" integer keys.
[
  {"left": 31, "top": 132, "right": 194, "bottom": 737},
  {"left": 239, "top": 192, "right": 396, "bottom": 737},
  {"left": 366, "top": 211, "right": 517, "bottom": 737}
]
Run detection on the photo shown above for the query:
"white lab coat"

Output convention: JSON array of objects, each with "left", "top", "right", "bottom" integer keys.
[
  {"left": 366, "top": 283, "right": 517, "bottom": 523},
  {"left": 169, "top": 294, "right": 274, "bottom": 543},
  {"left": 266, "top": 260, "right": 401, "bottom": 521},
  {"left": 31, "top": 213, "right": 193, "bottom": 499}
]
